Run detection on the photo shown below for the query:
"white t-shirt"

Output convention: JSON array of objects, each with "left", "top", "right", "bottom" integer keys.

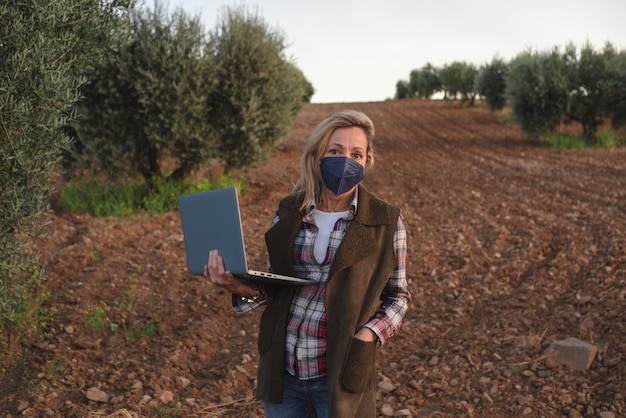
[{"left": 312, "top": 209, "right": 350, "bottom": 264}]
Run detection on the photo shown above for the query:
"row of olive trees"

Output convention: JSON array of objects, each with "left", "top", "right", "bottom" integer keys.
[
  {"left": 395, "top": 42, "right": 626, "bottom": 141},
  {"left": 70, "top": 3, "right": 314, "bottom": 191},
  {"left": 396, "top": 61, "right": 479, "bottom": 103},
  {"left": 0, "top": 0, "right": 136, "bottom": 349},
  {"left": 503, "top": 43, "right": 626, "bottom": 140},
  {"left": 0, "top": 0, "right": 313, "bottom": 350}
]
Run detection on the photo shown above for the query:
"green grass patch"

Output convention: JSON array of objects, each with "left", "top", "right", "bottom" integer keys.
[
  {"left": 540, "top": 133, "right": 589, "bottom": 149},
  {"left": 511, "top": 365, "right": 525, "bottom": 376},
  {"left": 59, "top": 175, "right": 247, "bottom": 217},
  {"left": 595, "top": 130, "right": 624, "bottom": 148},
  {"left": 540, "top": 130, "right": 624, "bottom": 149},
  {"left": 125, "top": 320, "right": 160, "bottom": 342},
  {"left": 498, "top": 115, "right": 515, "bottom": 125},
  {"left": 85, "top": 302, "right": 109, "bottom": 334}
]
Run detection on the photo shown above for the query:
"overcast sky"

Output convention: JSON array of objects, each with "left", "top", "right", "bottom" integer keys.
[{"left": 159, "top": 0, "right": 626, "bottom": 103}]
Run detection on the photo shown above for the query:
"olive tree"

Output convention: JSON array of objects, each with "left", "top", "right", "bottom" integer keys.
[
  {"left": 476, "top": 57, "right": 509, "bottom": 112},
  {"left": 608, "top": 48, "right": 626, "bottom": 128},
  {"left": 506, "top": 48, "right": 570, "bottom": 139},
  {"left": 394, "top": 80, "right": 411, "bottom": 99},
  {"left": 440, "top": 61, "right": 477, "bottom": 103},
  {"left": 206, "top": 5, "right": 312, "bottom": 170},
  {"left": 72, "top": 3, "right": 215, "bottom": 190},
  {"left": 566, "top": 42, "right": 626, "bottom": 141},
  {"left": 0, "top": 0, "right": 134, "bottom": 348},
  {"left": 409, "top": 63, "right": 442, "bottom": 99},
  {"left": 506, "top": 43, "right": 625, "bottom": 141},
  {"left": 440, "top": 62, "right": 464, "bottom": 100}
]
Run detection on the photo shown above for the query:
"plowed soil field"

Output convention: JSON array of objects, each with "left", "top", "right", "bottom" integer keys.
[{"left": 2, "top": 100, "right": 625, "bottom": 417}]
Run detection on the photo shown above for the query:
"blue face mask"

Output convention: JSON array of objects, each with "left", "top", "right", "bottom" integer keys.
[{"left": 320, "top": 156, "right": 364, "bottom": 196}]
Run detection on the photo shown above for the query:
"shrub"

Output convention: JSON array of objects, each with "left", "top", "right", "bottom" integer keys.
[
  {"left": 566, "top": 42, "right": 626, "bottom": 142},
  {"left": 394, "top": 80, "right": 411, "bottom": 99},
  {"left": 506, "top": 48, "right": 570, "bottom": 139},
  {"left": 0, "top": 0, "right": 134, "bottom": 350},
  {"left": 409, "top": 63, "right": 442, "bottom": 99},
  {"left": 477, "top": 57, "right": 509, "bottom": 112},
  {"left": 71, "top": 3, "right": 215, "bottom": 191},
  {"left": 440, "top": 61, "right": 478, "bottom": 104},
  {"left": 507, "top": 42, "right": 626, "bottom": 141},
  {"left": 206, "top": 5, "right": 312, "bottom": 170}
]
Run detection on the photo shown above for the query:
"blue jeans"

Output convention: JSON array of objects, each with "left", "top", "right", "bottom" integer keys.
[{"left": 263, "top": 372, "right": 329, "bottom": 418}]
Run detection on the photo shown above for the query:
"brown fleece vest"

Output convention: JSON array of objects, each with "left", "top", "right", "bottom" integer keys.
[{"left": 256, "top": 186, "right": 400, "bottom": 418}]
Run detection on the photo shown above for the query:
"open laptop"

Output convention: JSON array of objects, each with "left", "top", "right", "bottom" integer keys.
[{"left": 178, "top": 187, "right": 315, "bottom": 285}]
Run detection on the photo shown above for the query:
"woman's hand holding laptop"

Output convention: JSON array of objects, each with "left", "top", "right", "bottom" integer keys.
[{"left": 204, "top": 249, "right": 259, "bottom": 299}]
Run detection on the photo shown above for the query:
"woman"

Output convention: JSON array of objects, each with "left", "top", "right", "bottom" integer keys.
[{"left": 205, "top": 109, "right": 410, "bottom": 417}]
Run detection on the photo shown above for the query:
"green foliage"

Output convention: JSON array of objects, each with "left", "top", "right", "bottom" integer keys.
[
  {"left": 511, "top": 366, "right": 525, "bottom": 376},
  {"left": 409, "top": 63, "right": 441, "bottom": 99},
  {"left": 540, "top": 134, "right": 589, "bottom": 149},
  {"left": 499, "top": 116, "right": 515, "bottom": 125},
  {"left": 506, "top": 48, "right": 570, "bottom": 139},
  {"left": 86, "top": 302, "right": 109, "bottom": 334},
  {"left": 152, "top": 404, "right": 181, "bottom": 418},
  {"left": 440, "top": 62, "right": 463, "bottom": 99},
  {"left": 60, "top": 181, "right": 146, "bottom": 217},
  {"left": 394, "top": 80, "right": 411, "bottom": 99},
  {"left": 71, "top": 2, "right": 215, "bottom": 190},
  {"left": 440, "top": 61, "right": 478, "bottom": 104},
  {"left": 565, "top": 42, "right": 626, "bottom": 142},
  {"left": 608, "top": 49, "right": 626, "bottom": 128},
  {"left": 0, "top": 0, "right": 134, "bottom": 349},
  {"left": 541, "top": 130, "right": 624, "bottom": 149},
  {"left": 206, "top": 5, "right": 311, "bottom": 170},
  {"left": 506, "top": 42, "right": 626, "bottom": 141},
  {"left": 59, "top": 175, "right": 246, "bottom": 217},
  {"left": 125, "top": 320, "right": 159, "bottom": 342},
  {"left": 596, "top": 130, "right": 624, "bottom": 148},
  {"left": 477, "top": 57, "right": 509, "bottom": 111}
]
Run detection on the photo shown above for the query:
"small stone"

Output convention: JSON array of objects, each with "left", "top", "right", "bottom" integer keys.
[
  {"left": 176, "top": 376, "right": 190, "bottom": 388},
  {"left": 598, "top": 412, "right": 615, "bottom": 418},
  {"left": 378, "top": 381, "right": 395, "bottom": 394},
  {"left": 543, "top": 337, "right": 598, "bottom": 370},
  {"left": 568, "top": 409, "right": 583, "bottom": 418},
  {"left": 380, "top": 403, "right": 394, "bottom": 416},
  {"left": 17, "top": 400, "right": 29, "bottom": 412},
  {"left": 479, "top": 376, "right": 491, "bottom": 386},
  {"left": 394, "top": 409, "right": 412, "bottom": 416},
  {"left": 85, "top": 387, "right": 109, "bottom": 403},
  {"left": 155, "top": 390, "right": 174, "bottom": 404}
]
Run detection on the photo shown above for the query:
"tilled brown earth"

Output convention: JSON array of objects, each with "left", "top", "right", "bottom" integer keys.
[{"left": 1, "top": 100, "right": 625, "bottom": 417}]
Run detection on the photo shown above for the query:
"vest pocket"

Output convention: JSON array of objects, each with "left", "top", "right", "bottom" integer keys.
[{"left": 340, "top": 337, "right": 376, "bottom": 393}]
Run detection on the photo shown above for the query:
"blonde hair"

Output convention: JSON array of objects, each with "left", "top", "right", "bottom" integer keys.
[{"left": 293, "top": 110, "right": 375, "bottom": 210}]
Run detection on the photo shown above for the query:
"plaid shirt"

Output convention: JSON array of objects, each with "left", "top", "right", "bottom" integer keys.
[{"left": 233, "top": 193, "right": 410, "bottom": 380}]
